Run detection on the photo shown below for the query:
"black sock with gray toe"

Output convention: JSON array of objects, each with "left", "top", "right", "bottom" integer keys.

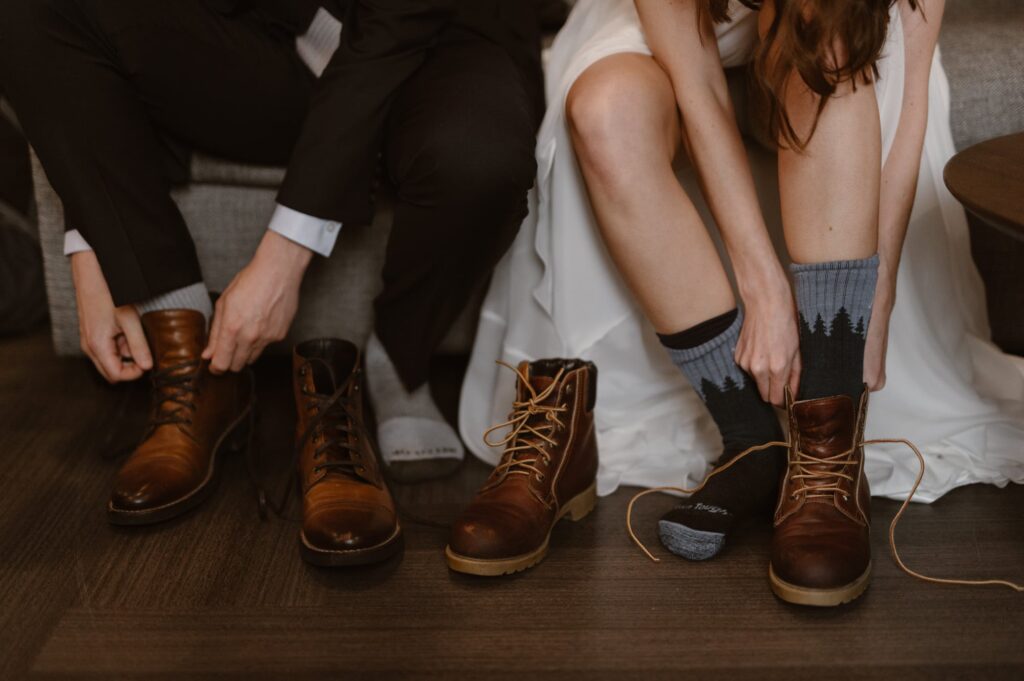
[{"left": 656, "top": 309, "right": 785, "bottom": 560}]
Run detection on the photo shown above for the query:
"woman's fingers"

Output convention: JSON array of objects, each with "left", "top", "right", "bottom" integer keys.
[
  {"left": 768, "top": 359, "right": 788, "bottom": 406},
  {"left": 788, "top": 351, "right": 802, "bottom": 399}
]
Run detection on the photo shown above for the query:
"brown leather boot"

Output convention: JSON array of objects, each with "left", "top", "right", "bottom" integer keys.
[
  {"left": 108, "top": 309, "right": 254, "bottom": 525},
  {"left": 293, "top": 339, "right": 402, "bottom": 566},
  {"left": 446, "top": 359, "right": 599, "bottom": 576},
  {"left": 769, "top": 388, "right": 872, "bottom": 606}
]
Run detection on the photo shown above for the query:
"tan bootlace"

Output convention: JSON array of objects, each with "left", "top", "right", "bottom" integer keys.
[
  {"left": 482, "top": 361, "right": 569, "bottom": 484},
  {"left": 787, "top": 445, "right": 858, "bottom": 500},
  {"left": 626, "top": 437, "right": 1023, "bottom": 592}
]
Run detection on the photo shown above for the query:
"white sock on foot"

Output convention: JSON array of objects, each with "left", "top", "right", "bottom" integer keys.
[{"left": 365, "top": 333, "right": 464, "bottom": 466}]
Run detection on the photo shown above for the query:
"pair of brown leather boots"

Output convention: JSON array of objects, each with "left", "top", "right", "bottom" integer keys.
[
  {"left": 108, "top": 309, "right": 599, "bottom": 572},
  {"left": 107, "top": 310, "right": 402, "bottom": 566}
]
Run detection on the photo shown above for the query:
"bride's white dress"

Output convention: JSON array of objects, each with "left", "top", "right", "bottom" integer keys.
[{"left": 459, "top": 0, "right": 1024, "bottom": 502}]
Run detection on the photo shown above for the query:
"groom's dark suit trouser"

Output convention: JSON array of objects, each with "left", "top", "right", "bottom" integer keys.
[{"left": 0, "top": 0, "right": 540, "bottom": 389}]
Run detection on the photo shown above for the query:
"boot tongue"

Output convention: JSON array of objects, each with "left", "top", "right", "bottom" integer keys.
[
  {"left": 517, "top": 361, "right": 560, "bottom": 406},
  {"left": 792, "top": 395, "right": 856, "bottom": 479},
  {"left": 141, "top": 310, "right": 206, "bottom": 371}
]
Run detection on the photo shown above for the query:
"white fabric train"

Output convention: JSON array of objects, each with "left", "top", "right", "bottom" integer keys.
[{"left": 459, "top": 0, "right": 1024, "bottom": 503}]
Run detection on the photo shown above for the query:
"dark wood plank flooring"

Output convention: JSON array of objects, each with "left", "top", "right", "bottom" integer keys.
[{"left": 1, "top": 329, "right": 1022, "bottom": 680}]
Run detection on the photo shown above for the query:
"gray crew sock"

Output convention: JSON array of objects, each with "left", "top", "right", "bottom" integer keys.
[
  {"left": 134, "top": 282, "right": 212, "bottom": 327},
  {"left": 365, "top": 332, "right": 464, "bottom": 482},
  {"left": 790, "top": 254, "right": 878, "bottom": 401}
]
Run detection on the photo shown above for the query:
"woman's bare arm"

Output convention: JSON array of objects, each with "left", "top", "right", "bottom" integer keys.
[{"left": 635, "top": 0, "right": 799, "bottom": 402}]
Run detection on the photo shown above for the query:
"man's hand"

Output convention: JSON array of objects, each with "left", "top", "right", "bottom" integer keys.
[
  {"left": 863, "top": 271, "right": 896, "bottom": 391},
  {"left": 71, "top": 250, "right": 153, "bottom": 383},
  {"left": 734, "top": 270, "right": 801, "bottom": 406},
  {"left": 203, "top": 231, "right": 312, "bottom": 374}
]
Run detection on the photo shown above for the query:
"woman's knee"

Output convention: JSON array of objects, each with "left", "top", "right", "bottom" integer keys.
[{"left": 566, "top": 55, "right": 677, "bottom": 187}]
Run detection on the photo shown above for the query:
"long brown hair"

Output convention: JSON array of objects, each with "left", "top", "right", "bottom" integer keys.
[{"left": 702, "top": 0, "right": 917, "bottom": 150}]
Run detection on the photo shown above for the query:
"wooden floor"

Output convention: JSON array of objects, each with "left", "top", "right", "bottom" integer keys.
[{"left": 1, "top": 329, "right": 1021, "bottom": 680}]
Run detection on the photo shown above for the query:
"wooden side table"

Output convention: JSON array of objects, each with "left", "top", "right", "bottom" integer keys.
[{"left": 944, "top": 132, "right": 1024, "bottom": 241}]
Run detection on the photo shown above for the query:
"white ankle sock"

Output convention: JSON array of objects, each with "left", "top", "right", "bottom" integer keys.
[
  {"left": 364, "top": 333, "right": 464, "bottom": 465},
  {"left": 135, "top": 282, "right": 212, "bottom": 326}
]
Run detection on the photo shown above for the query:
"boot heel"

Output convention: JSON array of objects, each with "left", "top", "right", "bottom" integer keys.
[{"left": 563, "top": 482, "right": 597, "bottom": 522}]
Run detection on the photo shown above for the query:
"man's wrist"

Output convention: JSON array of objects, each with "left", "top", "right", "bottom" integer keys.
[{"left": 255, "top": 230, "right": 314, "bottom": 276}]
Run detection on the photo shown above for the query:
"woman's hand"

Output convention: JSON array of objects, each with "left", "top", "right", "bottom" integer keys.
[
  {"left": 71, "top": 250, "right": 153, "bottom": 383},
  {"left": 734, "top": 270, "right": 801, "bottom": 406},
  {"left": 203, "top": 231, "right": 312, "bottom": 374},
  {"left": 863, "top": 271, "right": 896, "bottom": 391}
]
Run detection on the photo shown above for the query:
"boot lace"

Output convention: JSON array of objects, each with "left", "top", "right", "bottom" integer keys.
[
  {"left": 295, "top": 359, "right": 365, "bottom": 480},
  {"left": 787, "top": 441, "right": 859, "bottom": 500},
  {"left": 625, "top": 389, "right": 1023, "bottom": 593},
  {"left": 256, "top": 359, "right": 368, "bottom": 520},
  {"left": 144, "top": 359, "right": 201, "bottom": 440},
  {"left": 482, "top": 361, "right": 569, "bottom": 485}
]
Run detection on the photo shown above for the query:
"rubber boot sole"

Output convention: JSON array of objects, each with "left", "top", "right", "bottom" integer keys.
[
  {"left": 444, "top": 481, "right": 597, "bottom": 577},
  {"left": 769, "top": 560, "right": 872, "bottom": 607}
]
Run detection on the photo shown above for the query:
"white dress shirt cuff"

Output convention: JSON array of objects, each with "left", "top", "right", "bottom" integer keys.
[
  {"left": 267, "top": 203, "right": 342, "bottom": 257},
  {"left": 64, "top": 229, "right": 93, "bottom": 256}
]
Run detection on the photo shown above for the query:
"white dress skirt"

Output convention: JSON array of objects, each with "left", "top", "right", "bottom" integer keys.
[{"left": 459, "top": 0, "right": 1024, "bottom": 503}]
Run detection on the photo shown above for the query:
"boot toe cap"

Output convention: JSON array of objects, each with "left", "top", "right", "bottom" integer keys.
[
  {"left": 772, "top": 537, "right": 869, "bottom": 590},
  {"left": 303, "top": 504, "right": 398, "bottom": 553},
  {"left": 448, "top": 508, "right": 541, "bottom": 560},
  {"left": 109, "top": 470, "right": 194, "bottom": 511}
]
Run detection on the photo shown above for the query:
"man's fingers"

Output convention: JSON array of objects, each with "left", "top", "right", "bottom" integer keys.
[
  {"left": 229, "top": 333, "right": 254, "bottom": 373},
  {"left": 119, "top": 311, "right": 153, "bottom": 370},
  {"left": 245, "top": 341, "right": 267, "bottom": 369},
  {"left": 115, "top": 334, "right": 132, "bottom": 362},
  {"left": 91, "top": 334, "right": 126, "bottom": 384},
  {"left": 208, "top": 325, "right": 237, "bottom": 375},
  {"left": 203, "top": 301, "right": 224, "bottom": 360}
]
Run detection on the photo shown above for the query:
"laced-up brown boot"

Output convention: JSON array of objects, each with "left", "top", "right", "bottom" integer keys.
[
  {"left": 446, "top": 359, "right": 599, "bottom": 576},
  {"left": 108, "top": 309, "right": 254, "bottom": 525},
  {"left": 293, "top": 339, "right": 402, "bottom": 566},
  {"left": 769, "top": 388, "right": 872, "bottom": 606}
]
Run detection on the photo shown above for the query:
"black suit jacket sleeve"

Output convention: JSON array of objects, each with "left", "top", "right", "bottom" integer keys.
[{"left": 276, "top": 0, "right": 456, "bottom": 226}]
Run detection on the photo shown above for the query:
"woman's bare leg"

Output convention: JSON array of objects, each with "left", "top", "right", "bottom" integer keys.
[
  {"left": 566, "top": 53, "right": 735, "bottom": 333},
  {"left": 777, "top": 71, "right": 881, "bottom": 263},
  {"left": 567, "top": 53, "right": 783, "bottom": 561}
]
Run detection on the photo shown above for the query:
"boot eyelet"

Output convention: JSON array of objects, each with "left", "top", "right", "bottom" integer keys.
[
  {"left": 843, "top": 495, "right": 850, "bottom": 501},
  {"left": 536, "top": 474, "right": 545, "bottom": 482}
]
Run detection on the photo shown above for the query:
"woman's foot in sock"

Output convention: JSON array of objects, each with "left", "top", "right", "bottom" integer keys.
[
  {"left": 365, "top": 333, "right": 464, "bottom": 483},
  {"left": 658, "top": 445, "right": 784, "bottom": 560},
  {"left": 656, "top": 309, "right": 785, "bottom": 560}
]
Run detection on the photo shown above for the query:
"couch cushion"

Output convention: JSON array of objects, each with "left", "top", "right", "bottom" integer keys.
[
  {"left": 941, "top": 0, "right": 1024, "bottom": 151},
  {"left": 190, "top": 153, "right": 286, "bottom": 187}
]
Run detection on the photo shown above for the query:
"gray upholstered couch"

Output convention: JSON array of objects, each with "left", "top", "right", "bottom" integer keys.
[{"left": 32, "top": 0, "right": 1024, "bottom": 357}]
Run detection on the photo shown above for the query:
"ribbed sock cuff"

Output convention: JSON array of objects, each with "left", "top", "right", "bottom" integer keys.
[
  {"left": 135, "top": 282, "right": 212, "bottom": 325},
  {"left": 790, "top": 254, "right": 879, "bottom": 328},
  {"left": 663, "top": 309, "right": 747, "bottom": 399}
]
